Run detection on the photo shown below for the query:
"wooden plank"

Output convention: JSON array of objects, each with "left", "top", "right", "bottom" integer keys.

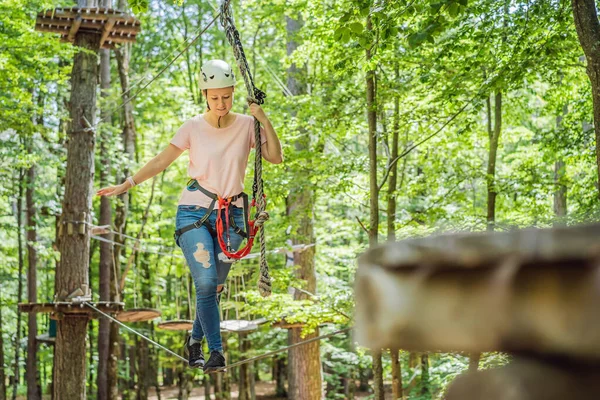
[
  {"left": 18, "top": 301, "right": 124, "bottom": 315},
  {"left": 99, "top": 17, "right": 116, "bottom": 47},
  {"left": 67, "top": 14, "right": 82, "bottom": 42},
  {"left": 104, "top": 33, "right": 138, "bottom": 44},
  {"left": 37, "top": 19, "right": 139, "bottom": 35},
  {"left": 41, "top": 8, "right": 140, "bottom": 26},
  {"left": 36, "top": 25, "right": 70, "bottom": 34}
]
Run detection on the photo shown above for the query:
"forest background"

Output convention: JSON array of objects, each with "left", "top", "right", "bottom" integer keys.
[{"left": 1, "top": 0, "right": 599, "bottom": 399}]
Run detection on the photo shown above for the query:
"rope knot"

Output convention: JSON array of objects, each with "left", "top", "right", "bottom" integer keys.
[{"left": 254, "top": 211, "right": 269, "bottom": 229}]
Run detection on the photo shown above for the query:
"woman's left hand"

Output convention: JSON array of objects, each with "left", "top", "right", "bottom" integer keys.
[{"left": 249, "top": 103, "right": 267, "bottom": 124}]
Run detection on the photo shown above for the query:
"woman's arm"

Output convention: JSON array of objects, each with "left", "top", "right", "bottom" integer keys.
[
  {"left": 249, "top": 104, "right": 283, "bottom": 164},
  {"left": 96, "top": 144, "right": 184, "bottom": 197}
]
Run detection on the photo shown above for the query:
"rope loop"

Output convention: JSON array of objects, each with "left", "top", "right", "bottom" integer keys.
[{"left": 220, "top": 0, "right": 271, "bottom": 296}]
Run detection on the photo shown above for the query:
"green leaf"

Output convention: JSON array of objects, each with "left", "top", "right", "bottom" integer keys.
[
  {"left": 358, "top": 36, "right": 370, "bottom": 48},
  {"left": 340, "top": 12, "right": 352, "bottom": 23},
  {"left": 349, "top": 22, "right": 364, "bottom": 34},
  {"left": 448, "top": 2, "right": 459, "bottom": 18}
]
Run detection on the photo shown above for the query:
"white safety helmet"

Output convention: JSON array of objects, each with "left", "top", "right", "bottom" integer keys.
[{"left": 199, "top": 59, "right": 236, "bottom": 90}]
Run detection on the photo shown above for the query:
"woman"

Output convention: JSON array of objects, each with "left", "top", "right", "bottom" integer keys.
[{"left": 97, "top": 59, "right": 283, "bottom": 372}]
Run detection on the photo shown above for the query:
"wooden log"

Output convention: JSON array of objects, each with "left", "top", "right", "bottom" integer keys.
[
  {"left": 67, "top": 15, "right": 82, "bottom": 42},
  {"left": 99, "top": 17, "right": 116, "bottom": 47},
  {"left": 355, "top": 223, "right": 600, "bottom": 359}
]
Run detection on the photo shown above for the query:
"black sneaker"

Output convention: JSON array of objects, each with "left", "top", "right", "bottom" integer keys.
[
  {"left": 203, "top": 350, "right": 226, "bottom": 373},
  {"left": 185, "top": 337, "right": 205, "bottom": 368}
]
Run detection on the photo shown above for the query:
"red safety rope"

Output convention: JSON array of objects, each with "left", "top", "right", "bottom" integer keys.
[{"left": 215, "top": 197, "right": 264, "bottom": 259}]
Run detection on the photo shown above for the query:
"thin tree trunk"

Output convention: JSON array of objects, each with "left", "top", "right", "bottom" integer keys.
[
  {"left": 0, "top": 304, "right": 7, "bottom": 400},
  {"left": 366, "top": 13, "right": 383, "bottom": 400},
  {"left": 420, "top": 353, "right": 429, "bottom": 396},
  {"left": 387, "top": 64, "right": 403, "bottom": 400},
  {"left": 109, "top": 41, "right": 137, "bottom": 400},
  {"left": 285, "top": 13, "right": 322, "bottom": 400},
  {"left": 390, "top": 349, "right": 402, "bottom": 399},
  {"left": 372, "top": 351, "right": 384, "bottom": 400},
  {"left": 468, "top": 353, "right": 481, "bottom": 373},
  {"left": 387, "top": 63, "right": 400, "bottom": 241},
  {"left": 572, "top": 0, "right": 600, "bottom": 199},
  {"left": 203, "top": 375, "right": 211, "bottom": 400},
  {"left": 274, "top": 356, "right": 286, "bottom": 397},
  {"left": 486, "top": 91, "right": 502, "bottom": 232},
  {"left": 98, "top": 46, "right": 113, "bottom": 400},
  {"left": 26, "top": 134, "right": 41, "bottom": 400},
  {"left": 238, "top": 332, "right": 250, "bottom": 400},
  {"left": 54, "top": 31, "right": 101, "bottom": 400},
  {"left": 12, "top": 168, "right": 24, "bottom": 400},
  {"left": 554, "top": 105, "right": 568, "bottom": 223}
]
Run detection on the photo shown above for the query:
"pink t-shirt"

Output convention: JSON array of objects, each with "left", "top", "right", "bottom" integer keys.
[{"left": 170, "top": 113, "right": 267, "bottom": 208}]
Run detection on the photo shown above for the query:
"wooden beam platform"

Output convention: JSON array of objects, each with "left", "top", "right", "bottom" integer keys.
[
  {"left": 157, "top": 320, "right": 194, "bottom": 331},
  {"left": 19, "top": 301, "right": 124, "bottom": 319},
  {"left": 116, "top": 308, "right": 161, "bottom": 323},
  {"left": 35, "top": 7, "right": 140, "bottom": 49}
]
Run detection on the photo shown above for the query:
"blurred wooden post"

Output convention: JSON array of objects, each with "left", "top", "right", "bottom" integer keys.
[{"left": 355, "top": 224, "right": 600, "bottom": 399}]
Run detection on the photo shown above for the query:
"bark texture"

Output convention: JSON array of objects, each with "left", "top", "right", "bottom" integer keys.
[
  {"left": 26, "top": 142, "right": 41, "bottom": 400},
  {"left": 486, "top": 91, "right": 502, "bottom": 232},
  {"left": 54, "top": 31, "right": 101, "bottom": 400},
  {"left": 97, "top": 46, "right": 112, "bottom": 400},
  {"left": 572, "top": 0, "right": 600, "bottom": 198}
]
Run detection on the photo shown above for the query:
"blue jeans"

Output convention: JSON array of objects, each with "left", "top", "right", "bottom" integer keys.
[{"left": 175, "top": 205, "right": 245, "bottom": 352}]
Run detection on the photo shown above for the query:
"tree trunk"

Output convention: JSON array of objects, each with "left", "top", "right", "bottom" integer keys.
[
  {"left": 109, "top": 40, "right": 137, "bottom": 400},
  {"left": 12, "top": 169, "right": 24, "bottom": 400},
  {"left": 372, "top": 351, "right": 384, "bottom": 400},
  {"left": 390, "top": 349, "right": 402, "bottom": 399},
  {"left": 572, "top": 0, "right": 600, "bottom": 199},
  {"left": 387, "top": 62, "right": 403, "bottom": 400},
  {"left": 97, "top": 46, "right": 113, "bottom": 400},
  {"left": 486, "top": 91, "right": 502, "bottom": 232},
  {"left": 238, "top": 332, "right": 250, "bottom": 400},
  {"left": 274, "top": 356, "right": 286, "bottom": 397},
  {"left": 420, "top": 353, "right": 430, "bottom": 396},
  {"left": 54, "top": 31, "right": 101, "bottom": 400},
  {"left": 387, "top": 63, "right": 400, "bottom": 241},
  {"left": 554, "top": 105, "right": 568, "bottom": 223},
  {"left": 0, "top": 306, "right": 7, "bottom": 400},
  {"left": 366, "top": 13, "right": 383, "bottom": 400},
  {"left": 26, "top": 135, "right": 41, "bottom": 400},
  {"left": 285, "top": 13, "right": 322, "bottom": 400},
  {"left": 137, "top": 252, "right": 152, "bottom": 400},
  {"left": 203, "top": 375, "right": 211, "bottom": 400},
  {"left": 469, "top": 353, "right": 481, "bottom": 373},
  {"left": 366, "top": 20, "right": 379, "bottom": 247}
]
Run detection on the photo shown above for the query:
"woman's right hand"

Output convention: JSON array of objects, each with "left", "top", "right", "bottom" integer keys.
[{"left": 96, "top": 182, "right": 130, "bottom": 197}]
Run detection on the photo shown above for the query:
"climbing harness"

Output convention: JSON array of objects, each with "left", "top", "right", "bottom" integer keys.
[{"left": 173, "top": 179, "right": 262, "bottom": 260}]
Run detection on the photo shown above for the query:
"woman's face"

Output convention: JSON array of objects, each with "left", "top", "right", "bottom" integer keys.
[{"left": 205, "top": 87, "right": 234, "bottom": 116}]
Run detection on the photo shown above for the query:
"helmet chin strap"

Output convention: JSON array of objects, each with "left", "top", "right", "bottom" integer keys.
[
  {"left": 206, "top": 103, "right": 229, "bottom": 128},
  {"left": 217, "top": 111, "right": 230, "bottom": 128}
]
